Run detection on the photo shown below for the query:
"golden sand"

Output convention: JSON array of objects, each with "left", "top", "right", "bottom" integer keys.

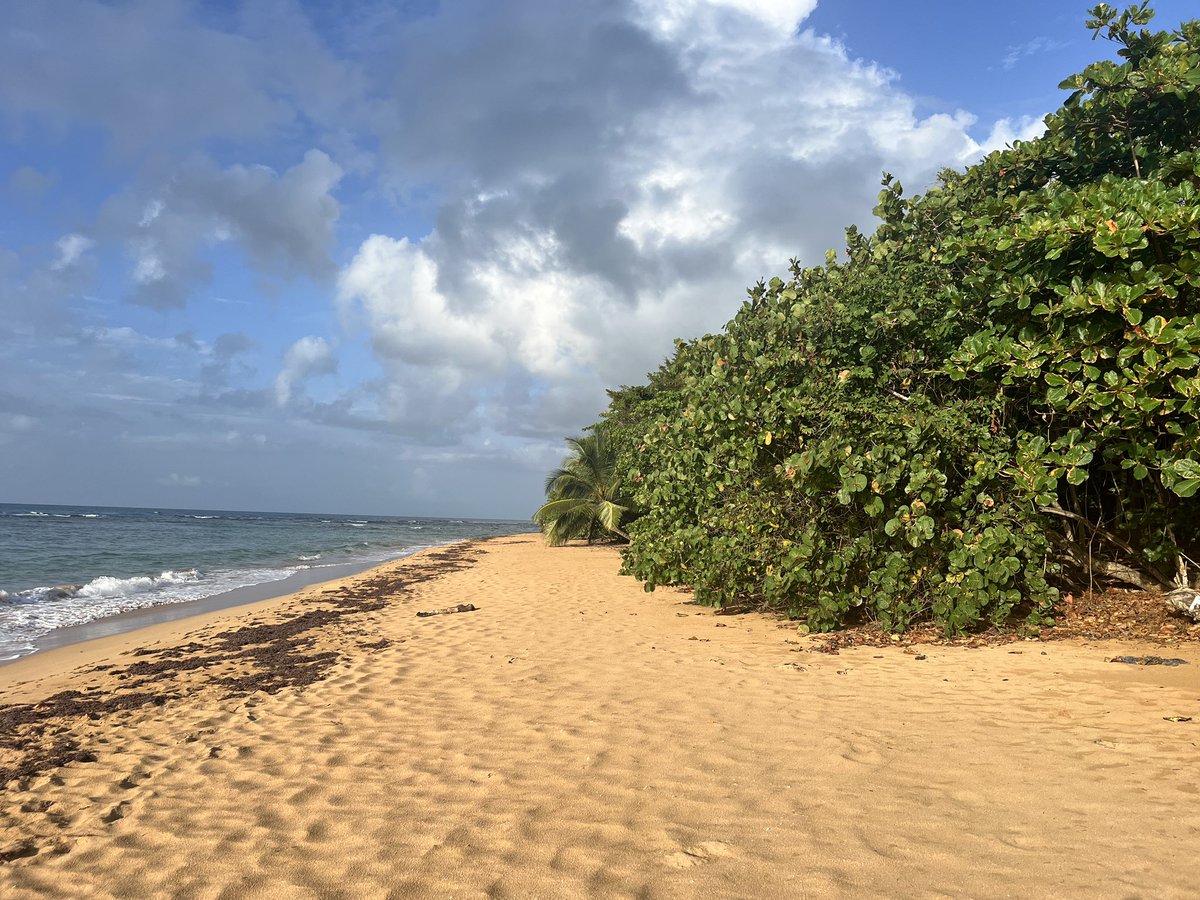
[{"left": 1, "top": 534, "right": 1197, "bottom": 898}]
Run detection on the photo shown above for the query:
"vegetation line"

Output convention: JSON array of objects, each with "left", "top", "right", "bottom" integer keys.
[{"left": 535, "top": 4, "right": 1200, "bottom": 635}]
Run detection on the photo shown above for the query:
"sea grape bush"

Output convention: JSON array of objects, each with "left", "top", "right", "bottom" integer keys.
[
  {"left": 611, "top": 249, "right": 1058, "bottom": 633},
  {"left": 588, "top": 5, "right": 1199, "bottom": 633},
  {"left": 940, "top": 6, "right": 1200, "bottom": 590}
]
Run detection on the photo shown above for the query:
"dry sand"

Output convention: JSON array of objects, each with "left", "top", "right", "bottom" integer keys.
[{"left": 1, "top": 534, "right": 1197, "bottom": 898}]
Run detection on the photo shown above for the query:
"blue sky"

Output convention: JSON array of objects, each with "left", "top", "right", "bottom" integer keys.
[{"left": 1, "top": 0, "right": 1194, "bottom": 517}]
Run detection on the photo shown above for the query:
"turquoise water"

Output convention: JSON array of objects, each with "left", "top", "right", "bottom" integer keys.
[{"left": 0, "top": 503, "right": 533, "bottom": 660}]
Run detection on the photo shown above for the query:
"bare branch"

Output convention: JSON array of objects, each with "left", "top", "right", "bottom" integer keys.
[{"left": 1040, "top": 502, "right": 1179, "bottom": 587}]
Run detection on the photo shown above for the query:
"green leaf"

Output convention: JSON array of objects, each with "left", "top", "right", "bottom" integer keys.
[
  {"left": 1171, "top": 459, "right": 1200, "bottom": 480},
  {"left": 1173, "top": 479, "right": 1200, "bottom": 499}
]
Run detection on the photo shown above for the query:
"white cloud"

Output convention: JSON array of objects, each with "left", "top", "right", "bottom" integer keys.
[
  {"left": 340, "top": 1, "right": 1031, "bottom": 446},
  {"left": 50, "top": 233, "right": 94, "bottom": 270},
  {"left": 81, "top": 325, "right": 192, "bottom": 353},
  {"left": 0, "top": 0, "right": 1070, "bottom": 515},
  {"left": 104, "top": 149, "right": 344, "bottom": 308},
  {"left": 635, "top": 0, "right": 817, "bottom": 38},
  {"left": 159, "top": 473, "right": 201, "bottom": 488},
  {"left": 1002, "top": 37, "right": 1069, "bottom": 71},
  {"left": 339, "top": 235, "right": 506, "bottom": 372},
  {"left": 275, "top": 336, "right": 337, "bottom": 406},
  {"left": 132, "top": 246, "right": 167, "bottom": 285},
  {"left": 138, "top": 199, "right": 164, "bottom": 228},
  {"left": 973, "top": 115, "right": 1048, "bottom": 155}
]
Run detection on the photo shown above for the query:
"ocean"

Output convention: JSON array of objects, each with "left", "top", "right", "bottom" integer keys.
[{"left": 0, "top": 503, "right": 534, "bottom": 662}]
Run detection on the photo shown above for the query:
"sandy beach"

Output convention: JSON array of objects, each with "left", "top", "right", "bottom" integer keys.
[{"left": 1, "top": 533, "right": 1197, "bottom": 898}]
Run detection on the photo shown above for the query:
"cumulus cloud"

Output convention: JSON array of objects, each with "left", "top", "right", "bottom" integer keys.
[
  {"left": 634, "top": 0, "right": 816, "bottom": 41},
  {"left": 975, "top": 115, "right": 1048, "bottom": 153},
  {"left": 275, "top": 336, "right": 337, "bottom": 406},
  {"left": 101, "top": 149, "right": 343, "bottom": 309},
  {"left": 0, "top": 0, "right": 1068, "bottom": 514},
  {"left": 340, "top": 0, "right": 1032, "bottom": 445}
]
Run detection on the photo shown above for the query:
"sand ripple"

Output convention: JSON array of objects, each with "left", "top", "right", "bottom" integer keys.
[{"left": 1, "top": 535, "right": 1198, "bottom": 897}]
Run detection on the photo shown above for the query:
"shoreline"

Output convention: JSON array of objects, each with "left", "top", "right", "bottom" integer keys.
[
  {"left": 0, "top": 502, "right": 535, "bottom": 667},
  {"left": 1, "top": 545, "right": 452, "bottom": 667},
  {"left": 2, "top": 534, "right": 1198, "bottom": 897},
  {"left": 0, "top": 540, "right": 482, "bottom": 703}
]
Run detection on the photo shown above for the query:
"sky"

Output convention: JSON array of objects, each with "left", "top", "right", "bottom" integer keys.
[{"left": 1, "top": 0, "right": 1194, "bottom": 518}]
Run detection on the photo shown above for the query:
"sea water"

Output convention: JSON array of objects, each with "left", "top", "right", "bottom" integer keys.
[{"left": 0, "top": 503, "right": 534, "bottom": 661}]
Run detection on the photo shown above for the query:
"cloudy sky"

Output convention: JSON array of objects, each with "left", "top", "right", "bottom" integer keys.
[{"left": 1, "top": 0, "right": 1192, "bottom": 518}]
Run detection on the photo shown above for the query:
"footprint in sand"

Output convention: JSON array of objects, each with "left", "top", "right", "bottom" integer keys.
[
  {"left": 663, "top": 840, "right": 735, "bottom": 868},
  {"left": 101, "top": 800, "right": 130, "bottom": 824},
  {"left": 117, "top": 771, "right": 149, "bottom": 790}
]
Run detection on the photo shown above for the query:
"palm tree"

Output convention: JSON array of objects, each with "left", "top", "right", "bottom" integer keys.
[{"left": 533, "top": 429, "right": 632, "bottom": 546}]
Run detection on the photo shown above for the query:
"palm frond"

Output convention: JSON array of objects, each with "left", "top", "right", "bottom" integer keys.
[{"left": 532, "top": 426, "right": 637, "bottom": 545}]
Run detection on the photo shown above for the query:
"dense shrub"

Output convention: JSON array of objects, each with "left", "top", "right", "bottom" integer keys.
[{"left": 583, "top": 5, "right": 1200, "bottom": 633}]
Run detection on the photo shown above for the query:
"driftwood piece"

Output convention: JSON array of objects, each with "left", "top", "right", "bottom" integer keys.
[
  {"left": 1164, "top": 589, "right": 1200, "bottom": 622},
  {"left": 416, "top": 604, "right": 478, "bottom": 618}
]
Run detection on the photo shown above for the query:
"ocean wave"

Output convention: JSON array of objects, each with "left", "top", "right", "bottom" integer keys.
[
  {"left": 2, "top": 570, "right": 201, "bottom": 604},
  {"left": 0, "top": 585, "right": 82, "bottom": 604},
  {"left": 0, "top": 564, "right": 298, "bottom": 660},
  {"left": 7, "top": 511, "right": 103, "bottom": 519},
  {"left": 0, "top": 514, "right": 527, "bottom": 662},
  {"left": 77, "top": 569, "right": 200, "bottom": 599}
]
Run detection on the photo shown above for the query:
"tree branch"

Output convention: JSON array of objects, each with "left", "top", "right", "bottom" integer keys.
[
  {"left": 1039, "top": 503, "right": 1139, "bottom": 558},
  {"left": 1041, "top": 500, "right": 1177, "bottom": 592},
  {"left": 1054, "top": 541, "right": 1166, "bottom": 591}
]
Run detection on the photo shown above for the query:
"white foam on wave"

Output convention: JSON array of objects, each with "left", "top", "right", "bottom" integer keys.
[
  {"left": 7, "top": 511, "right": 103, "bottom": 519},
  {"left": 76, "top": 569, "right": 200, "bottom": 599},
  {"left": 0, "top": 520, "right": 470, "bottom": 661},
  {"left": 0, "top": 565, "right": 296, "bottom": 661},
  {"left": 1, "top": 570, "right": 200, "bottom": 605}
]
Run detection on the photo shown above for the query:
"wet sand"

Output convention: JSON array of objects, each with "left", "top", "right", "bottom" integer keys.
[{"left": 1, "top": 534, "right": 1197, "bottom": 897}]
